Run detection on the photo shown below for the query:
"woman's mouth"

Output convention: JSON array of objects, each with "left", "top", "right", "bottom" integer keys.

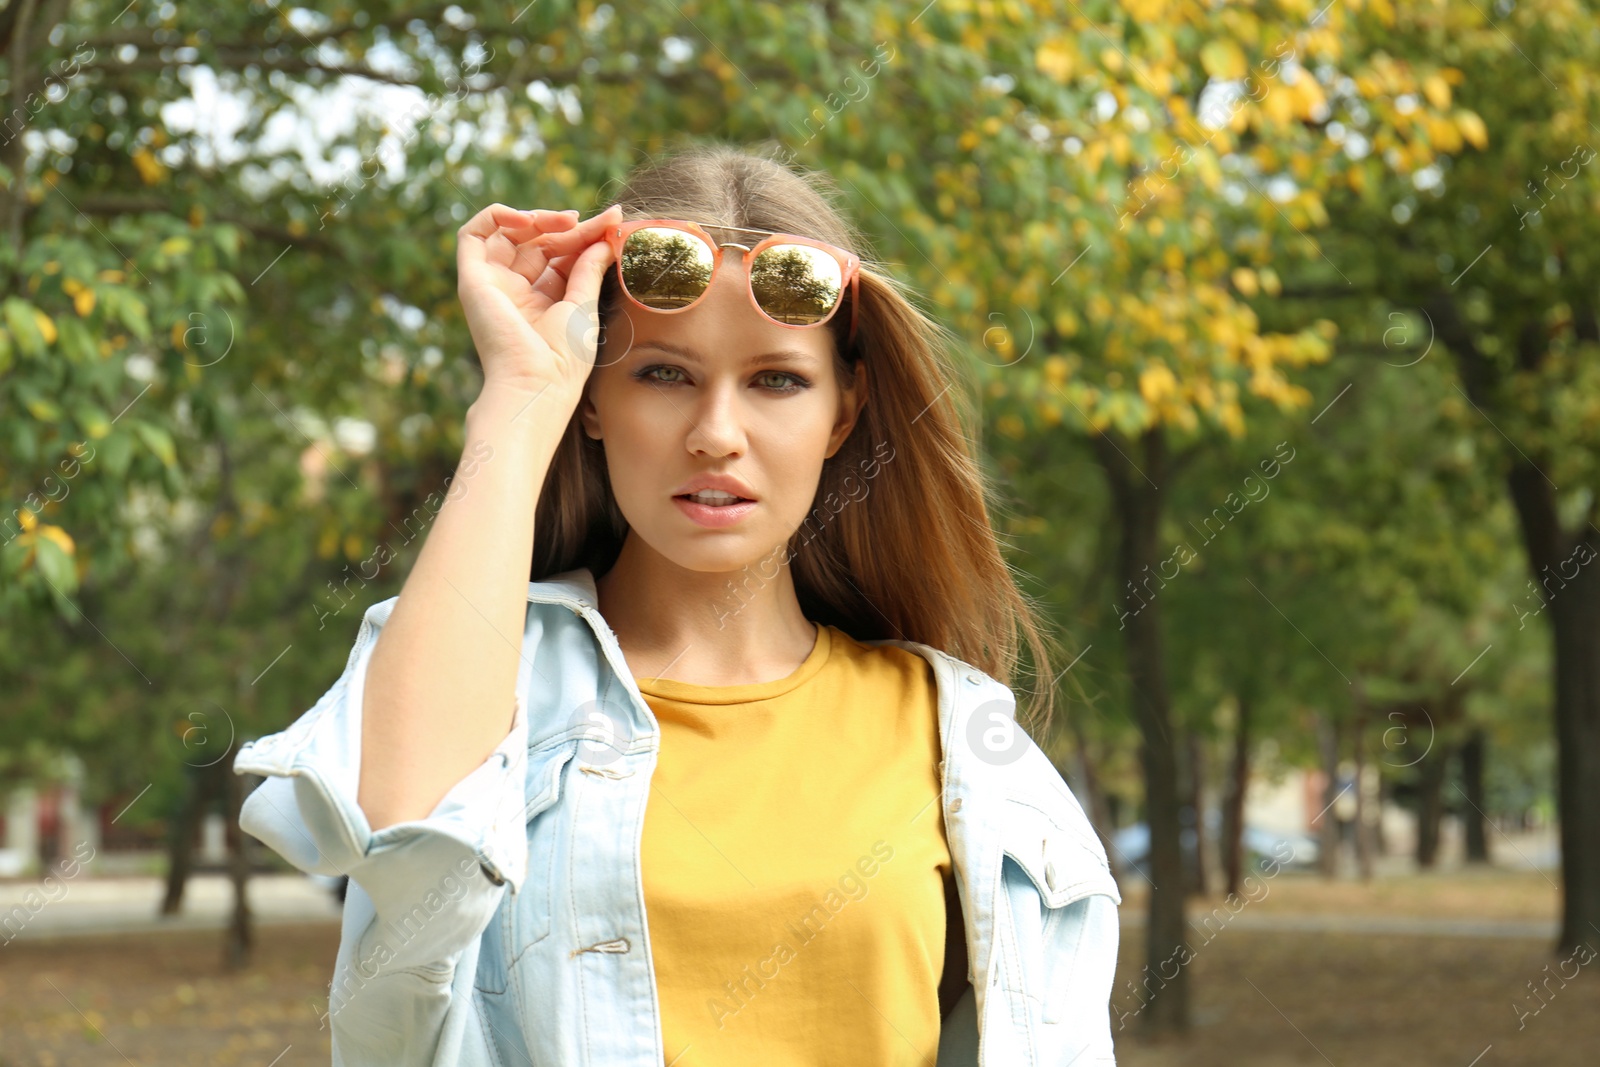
[{"left": 673, "top": 490, "right": 758, "bottom": 528}]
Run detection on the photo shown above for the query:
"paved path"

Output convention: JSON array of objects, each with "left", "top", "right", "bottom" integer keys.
[
  {"left": 1, "top": 873, "right": 1562, "bottom": 943},
  {"left": 0, "top": 873, "right": 342, "bottom": 942},
  {"left": 1118, "top": 910, "right": 1559, "bottom": 939}
]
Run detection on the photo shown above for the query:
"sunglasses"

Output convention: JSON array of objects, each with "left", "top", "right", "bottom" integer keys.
[{"left": 606, "top": 218, "right": 860, "bottom": 347}]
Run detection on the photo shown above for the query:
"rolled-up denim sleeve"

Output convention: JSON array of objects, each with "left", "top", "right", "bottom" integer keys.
[{"left": 233, "top": 595, "right": 530, "bottom": 1064}]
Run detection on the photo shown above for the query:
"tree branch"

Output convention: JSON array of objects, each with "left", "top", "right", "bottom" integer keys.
[{"left": 71, "top": 195, "right": 338, "bottom": 254}]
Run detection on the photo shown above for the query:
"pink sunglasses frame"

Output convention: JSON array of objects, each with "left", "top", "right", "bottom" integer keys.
[{"left": 605, "top": 218, "right": 861, "bottom": 348}]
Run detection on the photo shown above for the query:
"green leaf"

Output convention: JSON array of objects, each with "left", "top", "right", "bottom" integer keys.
[
  {"left": 99, "top": 430, "right": 133, "bottom": 477},
  {"left": 117, "top": 293, "right": 152, "bottom": 343},
  {"left": 131, "top": 421, "right": 177, "bottom": 468},
  {"left": 75, "top": 405, "right": 113, "bottom": 440},
  {"left": 3, "top": 297, "right": 46, "bottom": 358},
  {"left": 32, "top": 535, "right": 78, "bottom": 593},
  {"left": 15, "top": 382, "right": 62, "bottom": 421}
]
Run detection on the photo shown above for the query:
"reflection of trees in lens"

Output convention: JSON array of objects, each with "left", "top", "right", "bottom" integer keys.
[
  {"left": 623, "top": 229, "right": 713, "bottom": 309},
  {"left": 751, "top": 245, "right": 841, "bottom": 324}
]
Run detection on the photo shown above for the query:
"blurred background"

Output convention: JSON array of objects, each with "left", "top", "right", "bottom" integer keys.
[{"left": 2, "top": 0, "right": 1598, "bottom": 1063}]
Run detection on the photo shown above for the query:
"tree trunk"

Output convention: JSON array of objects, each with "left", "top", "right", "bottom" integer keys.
[
  {"left": 1352, "top": 701, "right": 1374, "bottom": 882},
  {"left": 1546, "top": 552, "right": 1600, "bottom": 953},
  {"left": 1416, "top": 737, "right": 1451, "bottom": 869},
  {"left": 1317, "top": 715, "right": 1341, "bottom": 879},
  {"left": 1428, "top": 289, "right": 1600, "bottom": 954},
  {"left": 1374, "top": 775, "right": 1389, "bottom": 856},
  {"left": 160, "top": 765, "right": 211, "bottom": 916},
  {"left": 1183, "top": 729, "right": 1208, "bottom": 897},
  {"left": 223, "top": 768, "right": 254, "bottom": 971},
  {"left": 1092, "top": 426, "right": 1188, "bottom": 1034},
  {"left": 1460, "top": 728, "right": 1491, "bottom": 864},
  {"left": 1222, "top": 693, "right": 1252, "bottom": 899}
]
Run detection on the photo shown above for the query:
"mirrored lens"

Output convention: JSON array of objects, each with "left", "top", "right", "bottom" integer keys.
[
  {"left": 620, "top": 226, "right": 715, "bottom": 309},
  {"left": 750, "top": 244, "right": 845, "bottom": 325}
]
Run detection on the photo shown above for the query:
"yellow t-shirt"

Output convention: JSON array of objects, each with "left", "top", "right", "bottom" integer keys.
[{"left": 637, "top": 622, "right": 952, "bottom": 1067}]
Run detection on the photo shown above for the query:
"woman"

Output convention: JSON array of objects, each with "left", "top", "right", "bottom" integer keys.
[{"left": 236, "top": 142, "right": 1120, "bottom": 1066}]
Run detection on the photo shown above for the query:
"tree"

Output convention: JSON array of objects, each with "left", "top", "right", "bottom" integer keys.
[{"left": 1297, "top": 0, "right": 1600, "bottom": 952}]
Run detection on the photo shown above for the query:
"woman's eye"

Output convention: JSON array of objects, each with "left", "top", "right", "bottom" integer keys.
[
  {"left": 755, "top": 371, "right": 808, "bottom": 393},
  {"left": 638, "top": 365, "right": 685, "bottom": 385},
  {"left": 634, "top": 365, "right": 808, "bottom": 393}
]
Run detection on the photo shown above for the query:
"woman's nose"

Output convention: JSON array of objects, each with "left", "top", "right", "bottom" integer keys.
[{"left": 684, "top": 383, "right": 747, "bottom": 458}]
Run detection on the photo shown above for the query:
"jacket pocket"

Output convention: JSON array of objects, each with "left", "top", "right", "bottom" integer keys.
[
  {"left": 512, "top": 738, "right": 580, "bottom": 952},
  {"left": 998, "top": 793, "right": 1120, "bottom": 1027},
  {"left": 475, "top": 737, "right": 578, "bottom": 997}
]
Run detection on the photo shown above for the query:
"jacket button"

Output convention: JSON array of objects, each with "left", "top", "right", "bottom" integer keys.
[
  {"left": 965, "top": 672, "right": 981, "bottom": 684},
  {"left": 1045, "top": 859, "right": 1058, "bottom": 892},
  {"left": 948, "top": 797, "right": 962, "bottom": 813}
]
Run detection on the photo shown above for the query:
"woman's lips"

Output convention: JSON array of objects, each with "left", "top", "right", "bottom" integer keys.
[{"left": 672, "top": 494, "right": 758, "bottom": 528}]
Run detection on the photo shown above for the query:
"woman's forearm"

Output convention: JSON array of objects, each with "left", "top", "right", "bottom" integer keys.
[{"left": 357, "top": 380, "right": 578, "bottom": 830}]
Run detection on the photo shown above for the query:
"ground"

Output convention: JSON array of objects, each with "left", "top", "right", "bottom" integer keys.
[{"left": 0, "top": 868, "right": 1594, "bottom": 1065}]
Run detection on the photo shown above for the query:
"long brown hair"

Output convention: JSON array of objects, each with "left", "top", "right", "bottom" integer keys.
[{"left": 531, "top": 140, "right": 1061, "bottom": 736}]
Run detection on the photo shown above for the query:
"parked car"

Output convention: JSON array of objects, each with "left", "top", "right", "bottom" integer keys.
[{"left": 1108, "top": 812, "right": 1318, "bottom": 881}]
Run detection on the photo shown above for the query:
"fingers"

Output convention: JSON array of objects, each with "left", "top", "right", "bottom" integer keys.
[
  {"left": 458, "top": 205, "right": 582, "bottom": 280},
  {"left": 530, "top": 252, "right": 577, "bottom": 302},
  {"left": 530, "top": 203, "right": 623, "bottom": 255},
  {"left": 559, "top": 231, "right": 618, "bottom": 310},
  {"left": 459, "top": 203, "right": 577, "bottom": 241}
]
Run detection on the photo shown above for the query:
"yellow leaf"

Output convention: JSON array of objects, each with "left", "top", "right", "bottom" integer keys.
[
  {"left": 1044, "top": 356, "right": 1070, "bottom": 385},
  {"left": 1110, "top": 132, "right": 1131, "bottom": 165},
  {"left": 131, "top": 147, "right": 168, "bottom": 185},
  {"left": 1454, "top": 109, "right": 1488, "bottom": 150},
  {"left": 1262, "top": 84, "right": 1294, "bottom": 126},
  {"left": 1231, "top": 267, "right": 1259, "bottom": 297},
  {"left": 34, "top": 309, "right": 57, "bottom": 345},
  {"left": 39, "top": 525, "right": 78, "bottom": 556},
  {"left": 1139, "top": 363, "right": 1177, "bottom": 403},
  {"left": 73, "top": 288, "right": 95, "bottom": 317},
  {"left": 1422, "top": 73, "right": 1451, "bottom": 110},
  {"left": 1294, "top": 77, "right": 1327, "bottom": 121},
  {"left": 1200, "top": 39, "right": 1247, "bottom": 80},
  {"left": 1427, "top": 114, "right": 1462, "bottom": 154},
  {"left": 1081, "top": 138, "right": 1108, "bottom": 174},
  {"left": 1035, "top": 38, "right": 1075, "bottom": 82},
  {"left": 1259, "top": 267, "right": 1282, "bottom": 296}
]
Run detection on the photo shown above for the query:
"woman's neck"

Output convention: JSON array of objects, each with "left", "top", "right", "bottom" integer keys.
[{"left": 594, "top": 537, "right": 818, "bottom": 687}]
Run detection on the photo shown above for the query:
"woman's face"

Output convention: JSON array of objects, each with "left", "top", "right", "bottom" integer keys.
[{"left": 578, "top": 252, "right": 866, "bottom": 574}]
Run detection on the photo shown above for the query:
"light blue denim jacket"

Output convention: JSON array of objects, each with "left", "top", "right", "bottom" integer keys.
[{"left": 234, "top": 567, "right": 1121, "bottom": 1065}]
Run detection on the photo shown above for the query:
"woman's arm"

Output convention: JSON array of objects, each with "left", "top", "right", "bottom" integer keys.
[
  {"left": 356, "top": 202, "right": 619, "bottom": 831},
  {"left": 354, "top": 381, "right": 567, "bottom": 830}
]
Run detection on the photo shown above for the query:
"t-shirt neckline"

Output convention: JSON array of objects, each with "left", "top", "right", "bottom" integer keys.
[{"left": 633, "top": 624, "right": 833, "bottom": 705}]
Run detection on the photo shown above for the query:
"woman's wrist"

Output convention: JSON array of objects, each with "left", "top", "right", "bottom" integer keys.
[{"left": 469, "top": 377, "right": 584, "bottom": 434}]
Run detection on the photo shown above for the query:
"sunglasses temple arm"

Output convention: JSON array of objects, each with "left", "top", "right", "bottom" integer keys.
[{"left": 845, "top": 271, "right": 860, "bottom": 349}]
